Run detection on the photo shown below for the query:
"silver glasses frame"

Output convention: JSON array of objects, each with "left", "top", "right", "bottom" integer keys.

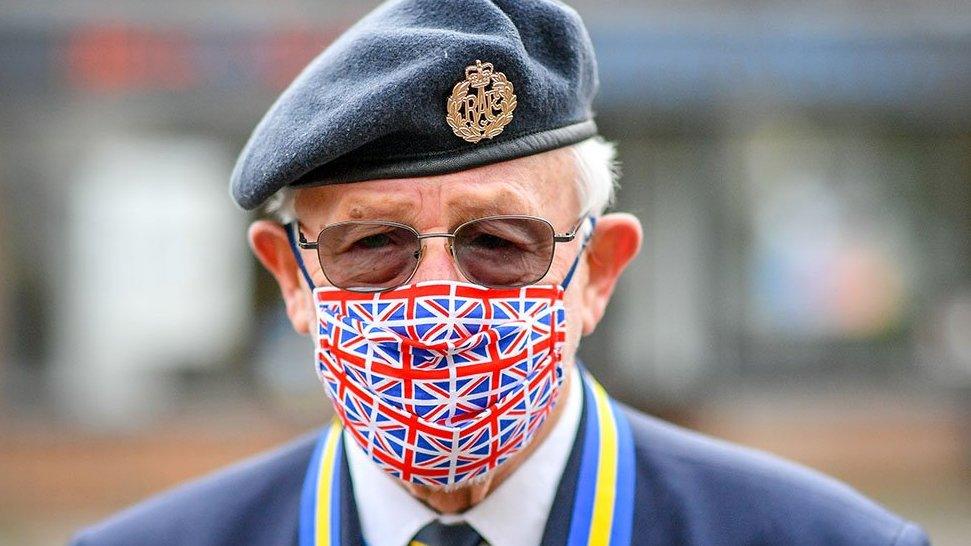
[{"left": 290, "top": 213, "right": 589, "bottom": 292}]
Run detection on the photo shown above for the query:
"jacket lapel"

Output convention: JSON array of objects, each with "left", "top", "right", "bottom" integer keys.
[
  {"left": 539, "top": 383, "right": 589, "bottom": 546},
  {"left": 339, "top": 435, "right": 367, "bottom": 546}
]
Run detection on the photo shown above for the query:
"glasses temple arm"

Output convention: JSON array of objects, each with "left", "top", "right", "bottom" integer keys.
[
  {"left": 284, "top": 222, "right": 317, "bottom": 289},
  {"left": 560, "top": 216, "right": 597, "bottom": 288},
  {"left": 285, "top": 221, "right": 319, "bottom": 249},
  {"left": 553, "top": 212, "right": 594, "bottom": 242}
]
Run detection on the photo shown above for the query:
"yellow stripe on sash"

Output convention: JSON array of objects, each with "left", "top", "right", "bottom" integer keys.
[
  {"left": 587, "top": 378, "right": 619, "bottom": 546},
  {"left": 315, "top": 423, "right": 342, "bottom": 546}
]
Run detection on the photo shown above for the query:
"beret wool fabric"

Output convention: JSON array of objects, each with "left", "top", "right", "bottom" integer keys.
[{"left": 230, "top": 0, "right": 600, "bottom": 210}]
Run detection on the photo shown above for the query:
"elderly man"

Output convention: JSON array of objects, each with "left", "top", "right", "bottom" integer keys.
[{"left": 73, "top": 1, "right": 929, "bottom": 545}]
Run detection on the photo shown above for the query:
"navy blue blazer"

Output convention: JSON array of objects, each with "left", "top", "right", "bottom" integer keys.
[{"left": 71, "top": 401, "right": 930, "bottom": 545}]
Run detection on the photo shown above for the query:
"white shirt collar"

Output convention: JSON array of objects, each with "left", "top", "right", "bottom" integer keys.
[{"left": 345, "top": 365, "right": 584, "bottom": 546}]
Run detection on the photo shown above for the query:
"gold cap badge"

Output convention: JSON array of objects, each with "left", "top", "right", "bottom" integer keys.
[{"left": 446, "top": 60, "right": 517, "bottom": 143}]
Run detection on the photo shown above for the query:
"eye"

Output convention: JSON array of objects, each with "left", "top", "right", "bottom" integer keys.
[
  {"left": 353, "top": 233, "right": 393, "bottom": 250},
  {"left": 468, "top": 233, "right": 515, "bottom": 250}
]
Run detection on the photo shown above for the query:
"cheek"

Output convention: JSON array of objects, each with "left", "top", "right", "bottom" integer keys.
[
  {"left": 558, "top": 267, "right": 589, "bottom": 365},
  {"left": 305, "top": 290, "right": 317, "bottom": 320}
]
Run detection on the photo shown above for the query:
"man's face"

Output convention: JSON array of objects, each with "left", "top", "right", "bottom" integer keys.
[
  {"left": 249, "top": 146, "right": 642, "bottom": 369},
  {"left": 295, "top": 146, "right": 587, "bottom": 365}
]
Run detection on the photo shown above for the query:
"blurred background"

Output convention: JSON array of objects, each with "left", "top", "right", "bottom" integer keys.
[{"left": 1, "top": 1, "right": 969, "bottom": 544}]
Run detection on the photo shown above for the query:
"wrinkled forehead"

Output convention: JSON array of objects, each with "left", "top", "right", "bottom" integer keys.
[{"left": 293, "top": 147, "right": 580, "bottom": 228}]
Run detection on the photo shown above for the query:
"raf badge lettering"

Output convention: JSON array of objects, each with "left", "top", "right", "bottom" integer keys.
[{"left": 446, "top": 60, "right": 517, "bottom": 143}]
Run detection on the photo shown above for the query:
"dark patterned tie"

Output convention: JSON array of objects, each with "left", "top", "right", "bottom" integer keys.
[{"left": 409, "top": 521, "right": 488, "bottom": 546}]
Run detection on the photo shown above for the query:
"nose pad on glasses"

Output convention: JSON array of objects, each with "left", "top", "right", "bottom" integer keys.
[{"left": 409, "top": 239, "right": 467, "bottom": 284}]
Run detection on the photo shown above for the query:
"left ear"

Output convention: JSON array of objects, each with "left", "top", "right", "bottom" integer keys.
[{"left": 579, "top": 212, "right": 643, "bottom": 335}]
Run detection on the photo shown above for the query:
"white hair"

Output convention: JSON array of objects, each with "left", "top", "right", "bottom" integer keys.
[
  {"left": 569, "top": 135, "right": 620, "bottom": 216},
  {"left": 265, "top": 136, "right": 618, "bottom": 222}
]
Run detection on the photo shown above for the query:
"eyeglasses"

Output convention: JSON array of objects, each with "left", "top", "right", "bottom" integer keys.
[{"left": 289, "top": 214, "right": 589, "bottom": 292}]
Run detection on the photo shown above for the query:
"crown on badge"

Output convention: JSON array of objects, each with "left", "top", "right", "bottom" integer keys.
[{"left": 465, "top": 60, "right": 495, "bottom": 88}]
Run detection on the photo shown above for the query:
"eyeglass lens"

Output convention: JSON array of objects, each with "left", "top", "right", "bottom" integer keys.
[{"left": 315, "top": 217, "right": 556, "bottom": 291}]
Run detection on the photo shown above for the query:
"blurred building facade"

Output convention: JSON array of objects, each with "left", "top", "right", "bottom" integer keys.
[
  {"left": 0, "top": 1, "right": 970, "bottom": 544},
  {"left": 2, "top": 0, "right": 968, "bottom": 418}
]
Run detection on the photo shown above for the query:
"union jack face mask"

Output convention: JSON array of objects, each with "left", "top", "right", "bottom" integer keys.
[{"left": 314, "top": 281, "right": 567, "bottom": 486}]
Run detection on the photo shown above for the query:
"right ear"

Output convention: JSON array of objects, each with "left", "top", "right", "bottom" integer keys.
[{"left": 248, "top": 220, "right": 314, "bottom": 335}]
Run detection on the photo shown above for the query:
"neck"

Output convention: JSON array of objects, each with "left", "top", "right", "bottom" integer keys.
[{"left": 400, "top": 368, "right": 575, "bottom": 513}]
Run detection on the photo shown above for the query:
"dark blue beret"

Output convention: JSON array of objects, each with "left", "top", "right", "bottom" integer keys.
[{"left": 230, "top": 0, "right": 599, "bottom": 210}]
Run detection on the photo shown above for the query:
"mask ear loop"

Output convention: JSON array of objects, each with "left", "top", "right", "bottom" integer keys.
[
  {"left": 285, "top": 221, "right": 317, "bottom": 290},
  {"left": 560, "top": 216, "right": 597, "bottom": 290}
]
